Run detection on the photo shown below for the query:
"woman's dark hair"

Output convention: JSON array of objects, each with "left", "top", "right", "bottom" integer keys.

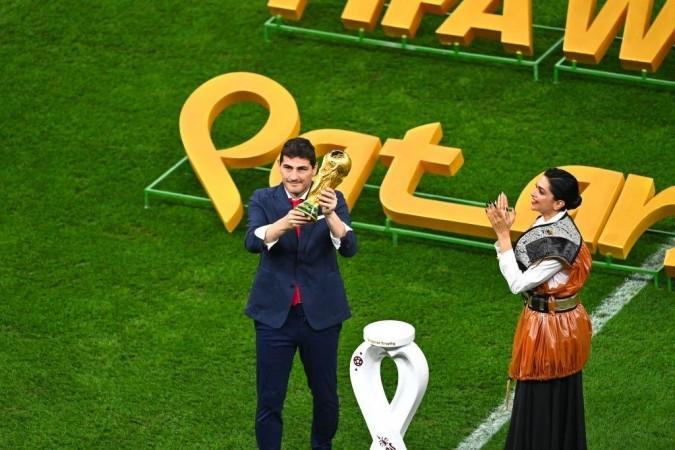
[
  {"left": 280, "top": 137, "right": 316, "bottom": 167},
  {"left": 544, "top": 167, "right": 582, "bottom": 210}
]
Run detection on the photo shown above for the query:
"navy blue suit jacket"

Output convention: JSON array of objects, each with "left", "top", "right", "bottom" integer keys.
[{"left": 244, "top": 184, "right": 357, "bottom": 330}]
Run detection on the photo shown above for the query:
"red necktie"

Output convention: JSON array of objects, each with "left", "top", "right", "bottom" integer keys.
[
  {"left": 289, "top": 198, "right": 303, "bottom": 305},
  {"left": 290, "top": 198, "right": 303, "bottom": 238}
]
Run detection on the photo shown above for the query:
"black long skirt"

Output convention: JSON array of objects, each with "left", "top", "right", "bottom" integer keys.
[{"left": 505, "top": 371, "right": 587, "bottom": 450}]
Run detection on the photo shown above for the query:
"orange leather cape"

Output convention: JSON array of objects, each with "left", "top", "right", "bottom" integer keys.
[{"left": 508, "top": 243, "right": 592, "bottom": 381}]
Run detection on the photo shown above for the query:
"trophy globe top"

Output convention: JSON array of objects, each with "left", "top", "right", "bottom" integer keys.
[{"left": 325, "top": 149, "right": 351, "bottom": 177}]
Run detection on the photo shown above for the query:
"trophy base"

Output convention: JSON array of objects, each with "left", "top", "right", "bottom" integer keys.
[{"left": 295, "top": 201, "right": 320, "bottom": 222}]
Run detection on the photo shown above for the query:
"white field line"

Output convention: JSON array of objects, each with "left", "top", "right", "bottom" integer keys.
[{"left": 454, "top": 240, "right": 673, "bottom": 450}]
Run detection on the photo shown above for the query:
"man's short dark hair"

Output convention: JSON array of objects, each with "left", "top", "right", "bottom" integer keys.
[{"left": 280, "top": 137, "right": 316, "bottom": 167}]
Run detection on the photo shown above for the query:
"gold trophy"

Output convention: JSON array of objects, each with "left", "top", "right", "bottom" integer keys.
[{"left": 295, "top": 150, "right": 352, "bottom": 221}]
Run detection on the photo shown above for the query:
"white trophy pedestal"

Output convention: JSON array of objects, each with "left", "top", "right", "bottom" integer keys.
[{"left": 350, "top": 321, "right": 429, "bottom": 450}]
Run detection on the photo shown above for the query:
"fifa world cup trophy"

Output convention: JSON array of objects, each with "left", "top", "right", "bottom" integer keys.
[{"left": 295, "top": 150, "right": 352, "bottom": 221}]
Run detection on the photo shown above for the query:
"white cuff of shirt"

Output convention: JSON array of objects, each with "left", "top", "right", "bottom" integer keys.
[
  {"left": 330, "top": 224, "right": 353, "bottom": 249},
  {"left": 254, "top": 223, "right": 353, "bottom": 250},
  {"left": 254, "top": 225, "right": 277, "bottom": 249},
  {"left": 497, "top": 248, "right": 515, "bottom": 260},
  {"left": 494, "top": 241, "right": 513, "bottom": 259}
]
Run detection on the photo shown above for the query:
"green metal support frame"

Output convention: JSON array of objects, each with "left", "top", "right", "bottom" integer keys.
[
  {"left": 263, "top": 16, "right": 564, "bottom": 82},
  {"left": 554, "top": 57, "right": 675, "bottom": 89},
  {"left": 262, "top": 14, "right": 675, "bottom": 90},
  {"left": 553, "top": 32, "right": 675, "bottom": 89},
  {"left": 144, "top": 157, "right": 674, "bottom": 289}
]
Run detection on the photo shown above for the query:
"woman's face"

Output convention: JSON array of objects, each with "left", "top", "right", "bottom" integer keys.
[{"left": 530, "top": 176, "right": 564, "bottom": 215}]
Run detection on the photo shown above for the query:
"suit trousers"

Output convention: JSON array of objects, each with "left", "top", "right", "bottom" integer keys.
[{"left": 255, "top": 304, "right": 342, "bottom": 450}]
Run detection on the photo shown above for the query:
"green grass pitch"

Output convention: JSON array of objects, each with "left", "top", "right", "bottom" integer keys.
[{"left": 1, "top": 1, "right": 674, "bottom": 448}]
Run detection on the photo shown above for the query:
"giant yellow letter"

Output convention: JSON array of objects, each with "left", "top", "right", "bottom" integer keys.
[
  {"left": 267, "top": 0, "right": 308, "bottom": 20},
  {"left": 341, "top": 0, "right": 387, "bottom": 32},
  {"left": 664, "top": 248, "right": 675, "bottom": 279},
  {"left": 598, "top": 174, "right": 675, "bottom": 258},
  {"left": 436, "top": 0, "right": 533, "bottom": 56},
  {"left": 179, "top": 72, "right": 300, "bottom": 232},
  {"left": 377, "top": 123, "right": 504, "bottom": 238},
  {"left": 564, "top": 0, "right": 675, "bottom": 72},
  {"left": 381, "top": 0, "right": 455, "bottom": 38}
]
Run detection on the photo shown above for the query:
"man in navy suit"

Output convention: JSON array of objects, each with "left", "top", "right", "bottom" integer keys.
[{"left": 244, "top": 137, "right": 357, "bottom": 450}]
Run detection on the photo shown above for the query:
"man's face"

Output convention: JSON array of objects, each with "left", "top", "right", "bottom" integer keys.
[{"left": 280, "top": 156, "right": 316, "bottom": 197}]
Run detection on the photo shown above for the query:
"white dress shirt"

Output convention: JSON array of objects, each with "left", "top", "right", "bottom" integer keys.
[
  {"left": 254, "top": 188, "right": 352, "bottom": 250},
  {"left": 495, "top": 210, "right": 569, "bottom": 294}
]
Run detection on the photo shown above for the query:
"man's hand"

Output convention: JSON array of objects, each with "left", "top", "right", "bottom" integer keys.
[
  {"left": 318, "top": 188, "right": 338, "bottom": 216},
  {"left": 319, "top": 188, "right": 347, "bottom": 239},
  {"left": 285, "top": 208, "right": 312, "bottom": 230},
  {"left": 262, "top": 207, "right": 312, "bottom": 244}
]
